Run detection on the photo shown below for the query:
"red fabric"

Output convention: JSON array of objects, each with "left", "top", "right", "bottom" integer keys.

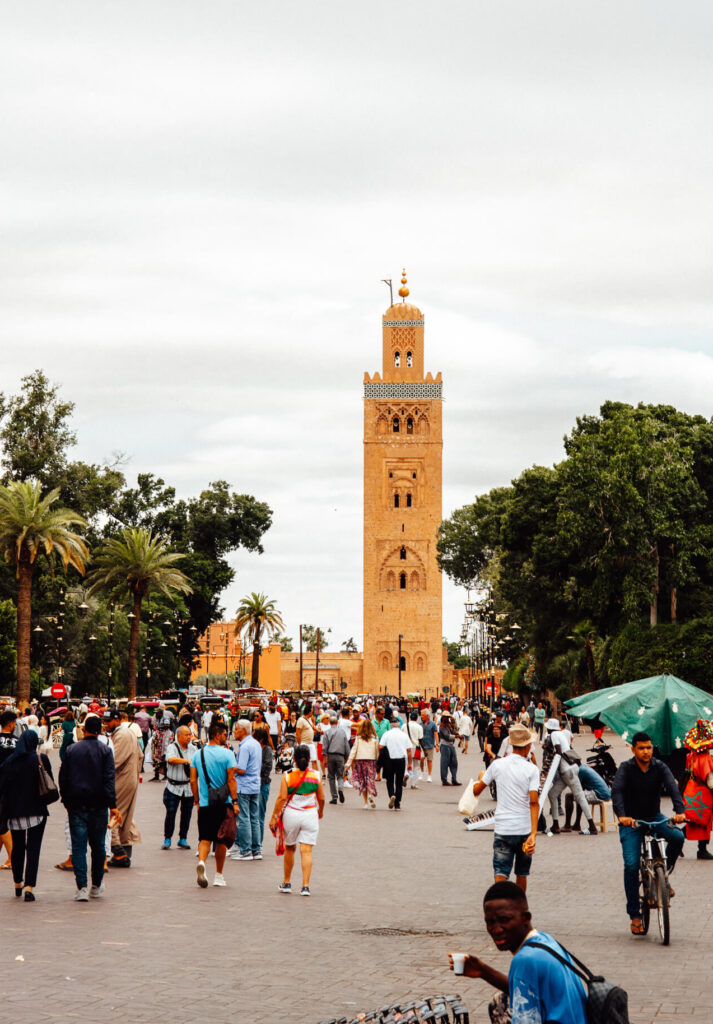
[
  {"left": 683, "top": 778, "right": 713, "bottom": 840},
  {"left": 684, "top": 751, "right": 713, "bottom": 840}
]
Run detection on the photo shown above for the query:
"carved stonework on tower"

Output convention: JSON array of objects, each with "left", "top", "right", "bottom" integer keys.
[{"left": 363, "top": 273, "right": 443, "bottom": 693}]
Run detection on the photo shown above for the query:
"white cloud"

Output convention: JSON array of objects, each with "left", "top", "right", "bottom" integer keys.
[{"left": 1, "top": 0, "right": 712, "bottom": 651}]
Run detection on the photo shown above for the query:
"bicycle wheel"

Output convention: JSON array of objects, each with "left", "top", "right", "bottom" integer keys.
[
  {"left": 640, "top": 864, "right": 650, "bottom": 934},
  {"left": 655, "top": 864, "right": 670, "bottom": 946}
]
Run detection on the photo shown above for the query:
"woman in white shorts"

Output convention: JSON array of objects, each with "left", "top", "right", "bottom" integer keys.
[{"left": 270, "top": 744, "right": 325, "bottom": 896}]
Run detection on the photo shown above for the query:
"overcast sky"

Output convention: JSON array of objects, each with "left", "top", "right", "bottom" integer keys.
[{"left": 2, "top": 1, "right": 712, "bottom": 653}]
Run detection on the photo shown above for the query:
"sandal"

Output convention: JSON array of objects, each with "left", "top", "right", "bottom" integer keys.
[
  {"left": 1, "top": 862, "right": 12, "bottom": 869},
  {"left": 630, "top": 918, "right": 645, "bottom": 935}
]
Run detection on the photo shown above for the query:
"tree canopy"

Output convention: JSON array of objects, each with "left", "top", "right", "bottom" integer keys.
[{"left": 438, "top": 402, "right": 713, "bottom": 695}]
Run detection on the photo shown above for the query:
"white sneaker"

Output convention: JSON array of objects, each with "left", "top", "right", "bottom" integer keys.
[
  {"left": 74, "top": 888, "right": 89, "bottom": 902},
  {"left": 343, "top": 781, "right": 353, "bottom": 788},
  {"left": 252, "top": 852, "right": 263, "bottom": 860},
  {"left": 89, "top": 883, "right": 105, "bottom": 898},
  {"left": 427, "top": 776, "right": 432, "bottom": 783},
  {"left": 230, "top": 851, "right": 253, "bottom": 861},
  {"left": 196, "top": 861, "right": 208, "bottom": 888},
  {"left": 213, "top": 874, "right": 227, "bottom": 887}
]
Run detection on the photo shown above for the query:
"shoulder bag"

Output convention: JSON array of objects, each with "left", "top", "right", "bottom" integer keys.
[
  {"left": 37, "top": 753, "right": 60, "bottom": 805},
  {"left": 200, "top": 747, "right": 231, "bottom": 807}
]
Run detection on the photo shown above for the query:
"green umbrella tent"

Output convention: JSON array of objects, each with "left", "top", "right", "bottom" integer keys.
[{"left": 565, "top": 673, "right": 713, "bottom": 754}]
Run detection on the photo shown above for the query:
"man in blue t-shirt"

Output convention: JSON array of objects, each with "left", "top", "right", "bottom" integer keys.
[
  {"left": 231, "top": 719, "right": 263, "bottom": 862},
  {"left": 419, "top": 709, "right": 439, "bottom": 783},
  {"left": 449, "top": 881, "right": 588, "bottom": 1024},
  {"left": 189, "top": 720, "right": 237, "bottom": 890}
]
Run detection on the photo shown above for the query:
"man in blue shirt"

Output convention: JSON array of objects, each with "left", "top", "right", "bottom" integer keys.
[
  {"left": 450, "top": 881, "right": 588, "bottom": 1024},
  {"left": 190, "top": 720, "right": 237, "bottom": 889},
  {"left": 231, "top": 719, "right": 263, "bottom": 861},
  {"left": 419, "top": 709, "right": 439, "bottom": 783}
]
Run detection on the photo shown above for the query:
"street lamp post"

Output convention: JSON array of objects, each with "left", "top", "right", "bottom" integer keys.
[
  {"left": 398, "top": 633, "right": 403, "bottom": 697},
  {"left": 107, "top": 603, "right": 115, "bottom": 703}
]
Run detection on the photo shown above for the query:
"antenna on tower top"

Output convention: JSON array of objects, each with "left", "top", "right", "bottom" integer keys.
[{"left": 381, "top": 278, "right": 393, "bottom": 306}]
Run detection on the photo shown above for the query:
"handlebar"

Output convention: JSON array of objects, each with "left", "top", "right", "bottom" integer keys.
[{"left": 630, "top": 818, "right": 676, "bottom": 829}]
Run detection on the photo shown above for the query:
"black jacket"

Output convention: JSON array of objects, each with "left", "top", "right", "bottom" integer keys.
[
  {"left": 59, "top": 736, "right": 116, "bottom": 811},
  {"left": 611, "top": 756, "right": 684, "bottom": 821},
  {"left": 0, "top": 750, "right": 53, "bottom": 820}
]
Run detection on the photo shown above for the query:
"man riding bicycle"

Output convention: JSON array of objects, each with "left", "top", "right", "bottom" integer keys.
[{"left": 611, "top": 730, "right": 685, "bottom": 935}]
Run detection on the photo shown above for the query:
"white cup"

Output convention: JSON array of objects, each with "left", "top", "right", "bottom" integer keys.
[{"left": 451, "top": 952, "right": 466, "bottom": 975}]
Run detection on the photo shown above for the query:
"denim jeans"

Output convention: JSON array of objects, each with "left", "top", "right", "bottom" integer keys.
[
  {"left": 163, "top": 789, "right": 194, "bottom": 840},
  {"left": 237, "top": 792, "right": 261, "bottom": 855},
  {"left": 258, "top": 782, "right": 271, "bottom": 845},
  {"left": 69, "top": 808, "right": 109, "bottom": 890},
  {"left": 493, "top": 832, "right": 531, "bottom": 879},
  {"left": 619, "top": 813, "right": 685, "bottom": 918},
  {"left": 440, "top": 744, "right": 458, "bottom": 783},
  {"left": 578, "top": 764, "right": 611, "bottom": 802}
]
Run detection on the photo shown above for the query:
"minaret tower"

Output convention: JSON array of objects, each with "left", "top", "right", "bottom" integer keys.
[{"left": 363, "top": 271, "right": 443, "bottom": 693}]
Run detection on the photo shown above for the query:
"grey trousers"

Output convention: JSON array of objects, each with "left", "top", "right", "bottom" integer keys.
[
  {"left": 549, "top": 763, "right": 591, "bottom": 822},
  {"left": 327, "top": 754, "right": 345, "bottom": 799}
]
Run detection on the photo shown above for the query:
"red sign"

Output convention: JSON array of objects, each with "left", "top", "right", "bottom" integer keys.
[{"left": 50, "top": 683, "right": 66, "bottom": 699}]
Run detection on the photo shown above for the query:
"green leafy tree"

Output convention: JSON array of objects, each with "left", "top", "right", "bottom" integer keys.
[
  {"left": 272, "top": 633, "right": 294, "bottom": 652},
  {"left": 443, "top": 639, "right": 469, "bottom": 669},
  {"left": 0, "top": 370, "right": 76, "bottom": 486},
  {"left": 0, "top": 598, "right": 17, "bottom": 688},
  {"left": 87, "top": 527, "right": 192, "bottom": 699},
  {"left": 235, "top": 593, "right": 284, "bottom": 686},
  {"left": 301, "top": 625, "right": 331, "bottom": 653},
  {"left": 110, "top": 474, "right": 272, "bottom": 633},
  {"left": 0, "top": 481, "right": 88, "bottom": 706}
]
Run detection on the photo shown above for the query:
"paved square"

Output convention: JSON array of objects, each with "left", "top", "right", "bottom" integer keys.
[{"left": 1, "top": 730, "right": 707, "bottom": 1022}]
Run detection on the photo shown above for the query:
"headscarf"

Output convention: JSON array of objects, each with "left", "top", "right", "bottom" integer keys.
[
  {"left": 684, "top": 718, "right": 713, "bottom": 752},
  {"left": 0, "top": 727, "right": 39, "bottom": 776}
]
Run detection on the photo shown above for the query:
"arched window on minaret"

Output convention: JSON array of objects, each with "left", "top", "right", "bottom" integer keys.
[
  {"left": 392, "top": 416, "right": 400, "bottom": 433},
  {"left": 406, "top": 493, "right": 412, "bottom": 508},
  {"left": 394, "top": 492, "right": 400, "bottom": 508},
  {"left": 400, "top": 546, "right": 406, "bottom": 560},
  {"left": 406, "top": 417, "right": 414, "bottom": 434},
  {"left": 400, "top": 572, "right": 406, "bottom": 590},
  {"left": 394, "top": 351, "right": 401, "bottom": 367},
  {"left": 406, "top": 351, "right": 413, "bottom": 367}
]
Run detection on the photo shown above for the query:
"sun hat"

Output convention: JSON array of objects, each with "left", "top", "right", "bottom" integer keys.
[
  {"left": 509, "top": 724, "right": 534, "bottom": 747},
  {"left": 545, "top": 718, "right": 560, "bottom": 731},
  {"left": 684, "top": 718, "right": 713, "bottom": 752}
]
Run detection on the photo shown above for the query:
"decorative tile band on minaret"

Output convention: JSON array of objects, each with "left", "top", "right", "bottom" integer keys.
[{"left": 363, "top": 272, "right": 444, "bottom": 693}]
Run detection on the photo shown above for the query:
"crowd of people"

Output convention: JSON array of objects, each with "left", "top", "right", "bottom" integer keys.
[{"left": 3, "top": 687, "right": 713, "bottom": 1023}]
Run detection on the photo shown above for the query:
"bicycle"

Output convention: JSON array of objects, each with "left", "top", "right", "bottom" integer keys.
[{"left": 633, "top": 818, "right": 675, "bottom": 945}]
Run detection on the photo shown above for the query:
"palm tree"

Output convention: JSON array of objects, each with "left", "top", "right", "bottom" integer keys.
[
  {"left": 235, "top": 593, "right": 284, "bottom": 686},
  {"left": 0, "top": 480, "right": 88, "bottom": 706},
  {"left": 87, "top": 527, "right": 191, "bottom": 699}
]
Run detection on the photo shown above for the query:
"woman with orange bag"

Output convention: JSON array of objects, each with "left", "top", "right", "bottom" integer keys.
[{"left": 682, "top": 719, "right": 713, "bottom": 860}]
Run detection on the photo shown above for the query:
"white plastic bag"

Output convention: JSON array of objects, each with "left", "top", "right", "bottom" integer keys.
[{"left": 458, "top": 779, "right": 479, "bottom": 816}]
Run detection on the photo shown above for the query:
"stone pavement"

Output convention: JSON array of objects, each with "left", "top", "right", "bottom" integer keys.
[{"left": 1, "top": 730, "right": 709, "bottom": 1023}]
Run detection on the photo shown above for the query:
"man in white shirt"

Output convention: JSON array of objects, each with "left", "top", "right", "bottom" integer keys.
[
  {"left": 402, "top": 712, "right": 423, "bottom": 787},
  {"left": 545, "top": 719, "right": 596, "bottom": 835},
  {"left": 379, "top": 716, "right": 413, "bottom": 810},
  {"left": 472, "top": 724, "right": 540, "bottom": 893},
  {"left": 264, "top": 704, "right": 282, "bottom": 750}
]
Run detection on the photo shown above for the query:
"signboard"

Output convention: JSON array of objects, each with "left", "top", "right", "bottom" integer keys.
[
  {"left": 340, "top": 681, "right": 347, "bottom": 690},
  {"left": 442, "top": 686, "right": 450, "bottom": 695},
  {"left": 50, "top": 683, "right": 66, "bottom": 699}
]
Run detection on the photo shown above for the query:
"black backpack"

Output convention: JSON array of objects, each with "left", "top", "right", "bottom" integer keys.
[{"left": 525, "top": 941, "right": 629, "bottom": 1024}]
